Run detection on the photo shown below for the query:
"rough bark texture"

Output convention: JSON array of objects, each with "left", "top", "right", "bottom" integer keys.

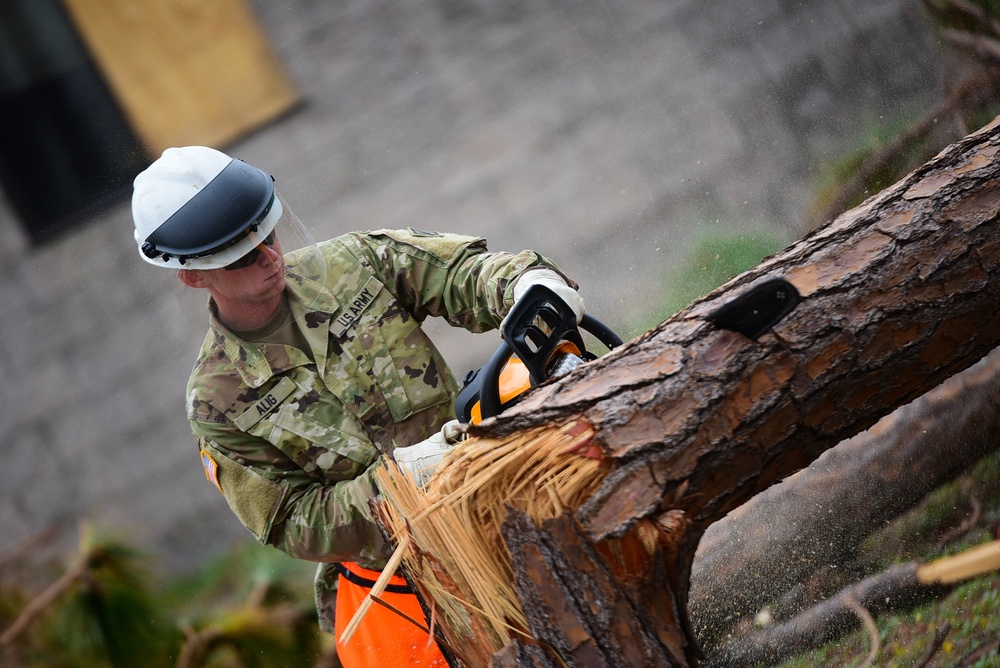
[
  {"left": 689, "top": 345, "right": 1000, "bottom": 648},
  {"left": 470, "top": 118, "right": 1000, "bottom": 667},
  {"left": 502, "top": 510, "right": 683, "bottom": 667}
]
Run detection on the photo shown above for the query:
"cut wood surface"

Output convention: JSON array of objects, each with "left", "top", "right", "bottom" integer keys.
[
  {"left": 377, "top": 118, "right": 1000, "bottom": 666},
  {"left": 689, "top": 345, "right": 1000, "bottom": 647}
]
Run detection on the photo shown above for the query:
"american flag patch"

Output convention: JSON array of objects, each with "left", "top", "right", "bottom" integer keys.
[{"left": 200, "top": 449, "right": 222, "bottom": 493}]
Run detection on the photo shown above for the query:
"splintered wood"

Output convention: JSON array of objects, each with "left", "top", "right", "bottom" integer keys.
[{"left": 373, "top": 419, "right": 608, "bottom": 657}]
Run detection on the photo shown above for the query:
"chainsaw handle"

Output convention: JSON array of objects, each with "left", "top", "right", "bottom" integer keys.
[
  {"left": 477, "top": 341, "right": 514, "bottom": 421},
  {"left": 579, "top": 314, "right": 624, "bottom": 351},
  {"left": 477, "top": 314, "right": 623, "bottom": 421}
]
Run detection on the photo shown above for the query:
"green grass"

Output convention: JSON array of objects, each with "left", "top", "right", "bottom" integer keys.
[
  {"left": 769, "top": 449, "right": 1000, "bottom": 668},
  {"left": 807, "top": 114, "right": 931, "bottom": 220},
  {"left": 772, "top": 573, "right": 1000, "bottom": 668},
  {"left": 626, "top": 222, "right": 789, "bottom": 337}
]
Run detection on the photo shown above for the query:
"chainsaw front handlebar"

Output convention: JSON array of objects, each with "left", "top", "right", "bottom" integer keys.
[{"left": 478, "top": 313, "right": 622, "bottom": 420}]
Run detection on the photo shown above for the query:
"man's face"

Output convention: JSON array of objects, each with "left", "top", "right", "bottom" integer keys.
[{"left": 182, "top": 235, "right": 287, "bottom": 306}]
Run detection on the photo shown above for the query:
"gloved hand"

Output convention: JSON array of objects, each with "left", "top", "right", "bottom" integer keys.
[
  {"left": 512, "top": 268, "right": 585, "bottom": 322},
  {"left": 393, "top": 420, "right": 463, "bottom": 487}
]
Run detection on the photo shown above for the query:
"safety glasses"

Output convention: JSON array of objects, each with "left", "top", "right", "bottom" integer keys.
[{"left": 223, "top": 231, "right": 276, "bottom": 271}]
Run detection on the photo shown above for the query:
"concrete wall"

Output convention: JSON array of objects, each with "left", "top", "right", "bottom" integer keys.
[{"left": 0, "top": 0, "right": 945, "bottom": 571}]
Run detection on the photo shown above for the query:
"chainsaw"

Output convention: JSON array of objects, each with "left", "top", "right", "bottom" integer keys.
[
  {"left": 453, "top": 274, "right": 805, "bottom": 423},
  {"left": 455, "top": 283, "right": 624, "bottom": 424}
]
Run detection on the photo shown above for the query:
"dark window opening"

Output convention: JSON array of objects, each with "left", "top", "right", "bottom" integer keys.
[{"left": 0, "top": 0, "right": 147, "bottom": 244}]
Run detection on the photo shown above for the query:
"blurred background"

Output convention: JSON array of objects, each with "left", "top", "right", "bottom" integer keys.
[
  {"left": 1, "top": 0, "right": 996, "bottom": 651},
  {"left": 0, "top": 0, "right": 961, "bottom": 571}
]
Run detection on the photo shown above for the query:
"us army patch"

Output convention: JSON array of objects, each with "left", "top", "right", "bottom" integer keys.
[
  {"left": 331, "top": 276, "right": 382, "bottom": 337},
  {"left": 407, "top": 227, "right": 442, "bottom": 237},
  {"left": 234, "top": 377, "right": 296, "bottom": 431},
  {"left": 201, "top": 449, "right": 223, "bottom": 493}
]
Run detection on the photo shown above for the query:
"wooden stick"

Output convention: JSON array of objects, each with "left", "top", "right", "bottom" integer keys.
[
  {"left": 338, "top": 532, "right": 411, "bottom": 645},
  {"left": 936, "top": 497, "right": 982, "bottom": 549},
  {"left": 916, "top": 539, "right": 1000, "bottom": 585}
]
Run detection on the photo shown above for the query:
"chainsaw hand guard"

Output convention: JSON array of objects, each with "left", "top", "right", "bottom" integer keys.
[
  {"left": 456, "top": 284, "right": 623, "bottom": 423},
  {"left": 502, "top": 283, "right": 587, "bottom": 386}
]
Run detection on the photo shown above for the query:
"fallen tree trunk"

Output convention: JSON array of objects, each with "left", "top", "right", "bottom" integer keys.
[
  {"left": 689, "top": 345, "right": 1000, "bottom": 648},
  {"left": 375, "top": 118, "right": 1000, "bottom": 667},
  {"left": 479, "top": 117, "right": 1000, "bottom": 666}
]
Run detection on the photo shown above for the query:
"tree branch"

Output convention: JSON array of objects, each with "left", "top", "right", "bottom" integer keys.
[
  {"left": 842, "top": 596, "right": 880, "bottom": 668},
  {"left": 704, "top": 563, "right": 933, "bottom": 667},
  {"left": 0, "top": 557, "right": 86, "bottom": 650}
]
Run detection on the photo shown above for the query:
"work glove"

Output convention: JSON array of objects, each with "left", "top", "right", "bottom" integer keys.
[
  {"left": 393, "top": 420, "right": 464, "bottom": 487},
  {"left": 512, "top": 268, "right": 585, "bottom": 323}
]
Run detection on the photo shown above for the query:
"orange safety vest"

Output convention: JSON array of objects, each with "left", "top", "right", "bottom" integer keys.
[{"left": 334, "top": 562, "right": 449, "bottom": 668}]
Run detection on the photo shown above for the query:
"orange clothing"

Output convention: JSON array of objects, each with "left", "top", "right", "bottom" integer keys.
[{"left": 335, "top": 562, "right": 448, "bottom": 667}]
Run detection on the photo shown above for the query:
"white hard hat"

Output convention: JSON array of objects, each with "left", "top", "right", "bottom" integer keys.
[{"left": 132, "top": 146, "right": 283, "bottom": 270}]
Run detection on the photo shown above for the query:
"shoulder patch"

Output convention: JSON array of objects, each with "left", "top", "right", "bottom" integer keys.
[
  {"left": 407, "top": 227, "right": 442, "bottom": 237},
  {"left": 201, "top": 449, "right": 223, "bottom": 493}
]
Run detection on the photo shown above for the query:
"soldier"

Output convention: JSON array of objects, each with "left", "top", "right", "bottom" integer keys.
[{"left": 131, "top": 146, "right": 584, "bottom": 667}]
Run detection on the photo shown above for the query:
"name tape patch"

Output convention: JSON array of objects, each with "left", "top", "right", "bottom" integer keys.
[
  {"left": 331, "top": 276, "right": 382, "bottom": 337},
  {"left": 234, "top": 377, "right": 296, "bottom": 431}
]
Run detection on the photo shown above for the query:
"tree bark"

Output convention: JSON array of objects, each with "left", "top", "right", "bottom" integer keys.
[
  {"left": 470, "top": 117, "right": 1000, "bottom": 666},
  {"left": 688, "top": 345, "right": 1000, "bottom": 648}
]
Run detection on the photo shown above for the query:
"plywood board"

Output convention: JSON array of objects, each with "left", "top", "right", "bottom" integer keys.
[{"left": 61, "top": 0, "right": 300, "bottom": 155}]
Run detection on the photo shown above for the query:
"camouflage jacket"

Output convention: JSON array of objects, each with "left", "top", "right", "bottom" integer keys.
[{"left": 186, "top": 229, "right": 565, "bottom": 631}]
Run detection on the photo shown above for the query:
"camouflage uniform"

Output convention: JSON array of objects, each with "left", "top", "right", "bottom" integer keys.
[{"left": 186, "top": 228, "right": 567, "bottom": 632}]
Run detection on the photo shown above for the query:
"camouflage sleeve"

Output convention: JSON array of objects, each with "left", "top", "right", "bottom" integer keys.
[
  {"left": 348, "top": 229, "right": 574, "bottom": 332},
  {"left": 192, "top": 419, "right": 390, "bottom": 565}
]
